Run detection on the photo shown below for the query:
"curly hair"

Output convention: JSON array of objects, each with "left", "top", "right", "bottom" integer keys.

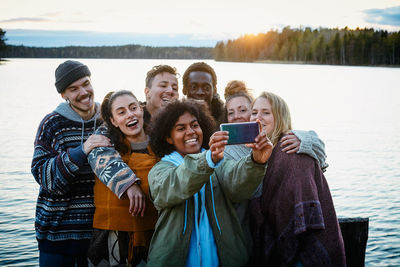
[
  {"left": 145, "top": 65, "right": 179, "bottom": 88},
  {"left": 149, "top": 100, "right": 216, "bottom": 158},
  {"left": 182, "top": 62, "right": 217, "bottom": 95},
  {"left": 224, "top": 80, "right": 254, "bottom": 103},
  {"left": 100, "top": 90, "right": 141, "bottom": 154},
  {"left": 224, "top": 79, "right": 253, "bottom": 110}
]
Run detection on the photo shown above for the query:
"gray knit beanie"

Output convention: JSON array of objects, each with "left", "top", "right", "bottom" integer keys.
[{"left": 55, "top": 60, "right": 91, "bottom": 93}]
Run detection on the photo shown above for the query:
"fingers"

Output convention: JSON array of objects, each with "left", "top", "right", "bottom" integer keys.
[
  {"left": 132, "top": 194, "right": 146, "bottom": 217},
  {"left": 84, "top": 135, "right": 112, "bottom": 154},
  {"left": 285, "top": 147, "right": 299, "bottom": 154},
  {"left": 209, "top": 139, "right": 227, "bottom": 152},
  {"left": 91, "top": 135, "right": 111, "bottom": 147},
  {"left": 211, "top": 148, "right": 224, "bottom": 163},
  {"left": 132, "top": 194, "right": 140, "bottom": 216},
  {"left": 141, "top": 200, "right": 146, "bottom": 217},
  {"left": 253, "top": 131, "right": 269, "bottom": 150},
  {"left": 209, "top": 131, "right": 229, "bottom": 147},
  {"left": 209, "top": 131, "right": 228, "bottom": 163},
  {"left": 281, "top": 143, "right": 300, "bottom": 154},
  {"left": 129, "top": 196, "right": 134, "bottom": 214},
  {"left": 127, "top": 185, "right": 146, "bottom": 217},
  {"left": 280, "top": 134, "right": 300, "bottom": 154}
]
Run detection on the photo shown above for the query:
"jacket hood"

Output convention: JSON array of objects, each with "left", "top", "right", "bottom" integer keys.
[{"left": 54, "top": 102, "right": 100, "bottom": 122}]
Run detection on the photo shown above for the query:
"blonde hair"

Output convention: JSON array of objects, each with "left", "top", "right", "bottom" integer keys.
[
  {"left": 224, "top": 80, "right": 254, "bottom": 104},
  {"left": 255, "top": 92, "right": 292, "bottom": 146}
]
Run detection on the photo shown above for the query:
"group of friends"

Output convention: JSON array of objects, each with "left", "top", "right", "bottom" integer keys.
[{"left": 31, "top": 60, "right": 346, "bottom": 267}]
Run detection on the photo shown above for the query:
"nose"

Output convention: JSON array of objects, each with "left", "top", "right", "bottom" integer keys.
[
  {"left": 164, "top": 84, "right": 177, "bottom": 96},
  {"left": 195, "top": 87, "right": 205, "bottom": 96},
  {"left": 127, "top": 109, "right": 136, "bottom": 117},
  {"left": 255, "top": 112, "right": 263, "bottom": 120},
  {"left": 187, "top": 127, "right": 196, "bottom": 135},
  {"left": 78, "top": 86, "right": 89, "bottom": 95}
]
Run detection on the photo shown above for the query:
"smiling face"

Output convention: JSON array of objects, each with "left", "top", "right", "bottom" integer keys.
[
  {"left": 61, "top": 76, "right": 95, "bottom": 120},
  {"left": 145, "top": 72, "right": 179, "bottom": 116},
  {"left": 166, "top": 112, "right": 203, "bottom": 157},
  {"left": 250, "top": 97, "right": 275, "bottom": 135},
  {"left": 226, "top": 96, "right": 252, "bottom": 123},
  {"left": 187, "top": 71, "right": 214, "bottom": 104},
  {"left": 110, "top": 94, "right": 146, "bottom": 143}
]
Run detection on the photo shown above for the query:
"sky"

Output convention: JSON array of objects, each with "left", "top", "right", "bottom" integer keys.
[{"left": 1, "top": 0, "right": 400, "bottom": 47}]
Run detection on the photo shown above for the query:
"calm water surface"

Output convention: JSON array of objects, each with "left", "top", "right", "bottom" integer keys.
[{"left": 0, "top": 59, "right": 399, "bottom": 266}]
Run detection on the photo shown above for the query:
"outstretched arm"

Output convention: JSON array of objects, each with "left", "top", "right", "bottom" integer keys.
[{"left": 280, "top": 130, "right": 328, "bottom": 171}]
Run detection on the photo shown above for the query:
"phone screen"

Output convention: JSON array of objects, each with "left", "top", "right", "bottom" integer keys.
[{"left": 220, "top": 122, "right": 260, "bottom": 145}]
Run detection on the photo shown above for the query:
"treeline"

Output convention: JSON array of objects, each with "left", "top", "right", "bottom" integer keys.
[
  {"left": 214, "top": 27, "right": 400, "bottom": 65},
  {"left": 0, "top": 45, "right": 213, "bottom": 59}
]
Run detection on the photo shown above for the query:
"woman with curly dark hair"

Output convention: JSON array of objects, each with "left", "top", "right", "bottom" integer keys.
[{"left": 146, "top": 100, "right": 273, "bottom": 267}]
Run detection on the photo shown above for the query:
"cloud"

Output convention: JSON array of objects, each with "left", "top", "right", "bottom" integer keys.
[
  {"left": 0, "top": 17, "right": 49, "bottom": 24},
  {"left": 364, "top": 6, "right": 400, "bottom": 26}
]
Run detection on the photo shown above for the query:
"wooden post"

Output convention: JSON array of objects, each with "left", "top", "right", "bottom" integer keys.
[{"left": 338, "top": 217, "right": 369, "bottom": 267}]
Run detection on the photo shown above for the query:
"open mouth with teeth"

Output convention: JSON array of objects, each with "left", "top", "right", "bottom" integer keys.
[
  {"left": 79, "top": 95, "right": 91, "bottom": 104},
  {"left": 126, "top": 120, "right": 138, "bottom": 128},
  {"left": 161, "top": 97, "right": 171, "bottom": 103},
  {"left": 184, "top": 138, "right": 198, "bottom": 144}
]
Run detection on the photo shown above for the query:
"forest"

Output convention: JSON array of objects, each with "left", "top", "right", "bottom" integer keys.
[
  {"left": 2, "top": 27, "right": 400, "bottom": 65},
  {"left": 0, "top": 44, "right": 213, "bottom": 59},
  {"left": 214, "top": 27, "right": 400, "bottom": 65}
]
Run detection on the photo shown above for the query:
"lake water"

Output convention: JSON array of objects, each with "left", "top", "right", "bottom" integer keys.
[{"left": 0, "top": 58, "right": 399, "bottom": 266}]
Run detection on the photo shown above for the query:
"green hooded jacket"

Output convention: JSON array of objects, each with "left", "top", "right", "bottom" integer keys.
[{"left": 147, "top": 151, "right": 266, "bottom": 267}]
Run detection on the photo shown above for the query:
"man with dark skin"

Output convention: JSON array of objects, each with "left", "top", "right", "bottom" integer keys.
[{"left": 182, "top": 62, "right": 226, "bottom": 126}]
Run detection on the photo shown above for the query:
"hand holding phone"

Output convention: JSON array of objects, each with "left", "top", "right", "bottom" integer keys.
[{"left": 219, "top": 122, "right": 260, "bottom": 145}]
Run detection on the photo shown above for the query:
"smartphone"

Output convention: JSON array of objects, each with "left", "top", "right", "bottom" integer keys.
[{"left": 219, "top": 122, "right": 260, "bottom": 145}]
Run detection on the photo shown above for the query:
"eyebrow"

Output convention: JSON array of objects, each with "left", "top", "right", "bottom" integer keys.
[
  {"left": 174, "top": 119, "right": 198, "bottom": 128},
  {"left": 67, "top": 79, "right": 89, "bottom": 89},
  {"left": 229, "top": 105, "right": 246, "bottom": 110},
  {"left": 114, "top": 102, "right": 138, "bottom": 110}
]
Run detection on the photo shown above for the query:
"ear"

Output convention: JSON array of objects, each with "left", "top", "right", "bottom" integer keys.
[
  {"left": 110, "top": 116, "right": 119, "bottom": 128},
  {"left": 144, "top": 87, "right": 150, "bottom": 98},
  {"left": 166, "top": 136, "right": 173, "bottom": 145},
  {"left": 61, "top": 92, "right": 67, "bottom": 100}
]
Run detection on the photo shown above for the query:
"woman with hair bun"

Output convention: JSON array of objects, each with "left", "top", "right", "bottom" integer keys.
[{"left": 224, "top": 80, "right": 254, "bottom": 124}]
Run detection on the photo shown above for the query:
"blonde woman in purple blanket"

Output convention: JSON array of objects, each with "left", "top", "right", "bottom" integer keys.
[
  {"left": 248, "top": 91, "right": 346, "bottom": 267},
  {"left": 223, "top": 81, "right": 330, "bottom": 261}
]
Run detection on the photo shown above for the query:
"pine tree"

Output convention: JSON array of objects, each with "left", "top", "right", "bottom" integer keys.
[{"left": 0, "top": 28, "right": 7, "bottom": 56}]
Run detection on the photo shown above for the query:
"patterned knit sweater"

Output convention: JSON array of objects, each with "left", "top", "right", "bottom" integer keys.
[{"left": 31, "top": 102, "right": 101, "bottom": 247}]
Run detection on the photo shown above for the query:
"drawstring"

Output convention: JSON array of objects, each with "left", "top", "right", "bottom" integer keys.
[
  {"left": 81, "top": 116, "right": 97, "bottom": 145},
  {"left": 80, "top": 118, "right": 85, "bottom": 145},
  {"left": 183, "top": 200, "right": 188, "bottom": 234},
  {"left": 209, "top": 177, "right": 221, "bottom": 234},
  {"left": 93, "top": 117, "right": 97, "bottom": 132},
  {"left": 182, "top": 178, "right": 221, "bottom": 236}
]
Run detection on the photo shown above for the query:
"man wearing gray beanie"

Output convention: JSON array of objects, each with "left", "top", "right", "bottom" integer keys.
[{"left": 31, "top": 60, "right": 110, "bottom": 266}]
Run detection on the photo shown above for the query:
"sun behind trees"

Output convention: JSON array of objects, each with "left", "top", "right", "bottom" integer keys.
[{"left": 214, "top": 26, "right": 400, "bottom": 66}]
